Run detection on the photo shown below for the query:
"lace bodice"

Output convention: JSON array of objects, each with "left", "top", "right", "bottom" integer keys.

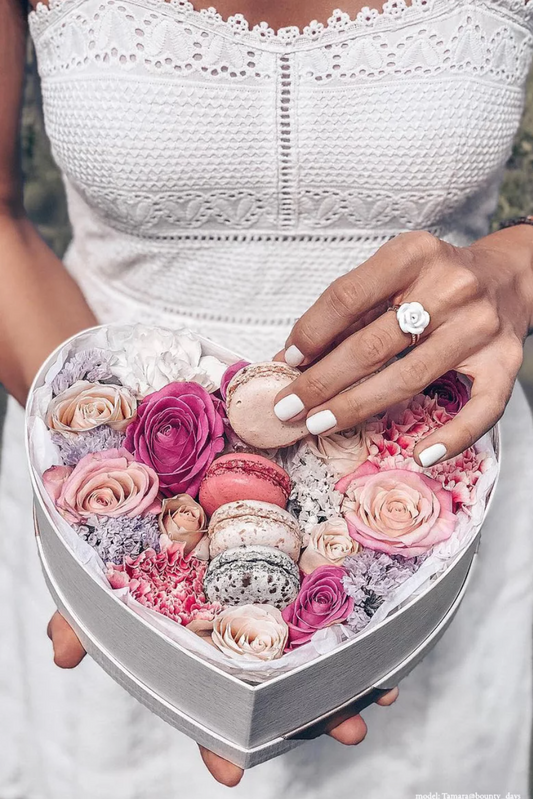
[{"left": 28, "top": 0, "right": 533, "bottom": 358}]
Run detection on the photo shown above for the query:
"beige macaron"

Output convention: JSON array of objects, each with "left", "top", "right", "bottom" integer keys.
[{"left": 226, "top": 362, "right": 308, "bottom": 449}]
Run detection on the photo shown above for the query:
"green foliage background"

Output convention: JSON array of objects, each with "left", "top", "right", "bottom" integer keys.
[{"left": 20, "top": 48, "right": 533, "bottom": 397}]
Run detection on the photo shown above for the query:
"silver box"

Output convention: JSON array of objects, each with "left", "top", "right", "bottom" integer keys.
[{"left": 27, "top": 329, "right": 499, "bottom": 768}]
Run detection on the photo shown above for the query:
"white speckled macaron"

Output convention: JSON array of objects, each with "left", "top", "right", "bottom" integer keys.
[{"left": 203, "top": 545, "right": 300, "bottom": 609}]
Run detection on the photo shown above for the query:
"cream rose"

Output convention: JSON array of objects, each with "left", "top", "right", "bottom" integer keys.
[
  {"left": 299, "top": 517, "right": 359, "bottom": 574},
  {"left": 211, "top": 604, "right": 288, "bottom": 662},
  {"left": 158, "top": 494, "right": 209, "bottom": 558},
  {"left": 47, "top": 380, "right": 137, "bottom": 433},
  {"left": 307, "top": 426, "right": 369, "bottom": 478}
]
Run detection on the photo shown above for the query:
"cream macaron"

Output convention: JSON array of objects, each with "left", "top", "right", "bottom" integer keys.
[{"left": 208, "top": 500, "right": 303, "bottom": 561}]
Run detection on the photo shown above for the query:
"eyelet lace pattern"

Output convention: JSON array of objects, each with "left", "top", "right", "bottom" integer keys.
[{"left": 27, "top": 0, "right": 533, "bottom": 341}]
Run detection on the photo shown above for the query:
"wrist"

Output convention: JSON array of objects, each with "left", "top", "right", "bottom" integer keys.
[{"left": 469, "top": 224, "right": 533, "bottom": 334}]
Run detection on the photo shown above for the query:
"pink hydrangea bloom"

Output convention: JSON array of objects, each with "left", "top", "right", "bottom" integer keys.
[{"left": 107, "top": 540, "right": 220, "bottom": 626}]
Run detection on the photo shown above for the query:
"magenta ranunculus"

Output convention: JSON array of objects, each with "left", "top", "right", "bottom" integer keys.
[
  {"left": 336, "top": 461, "right": 456, "bottom": 557},
  {"left": 124, "top": 381, "right": 225, "bottom": 498},
  {"left": 282, "top": 565, "right": 354, "bottom": 650},
  {"left": 423, "top": 371, "right": 470, "bottom": 415}
]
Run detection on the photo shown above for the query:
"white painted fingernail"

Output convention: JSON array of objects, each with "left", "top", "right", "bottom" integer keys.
[
  {"left": 284, "top": 345, "right": 305, "bottom": 367},
  {"left": 419, "top": 443, "right": 447, "bottom": 468},
  {"left": 306, "top": 410, "right": 337, "bottom": 436},
  {"left": 274, "top": 394, "right": 305, "bottom": 422}
]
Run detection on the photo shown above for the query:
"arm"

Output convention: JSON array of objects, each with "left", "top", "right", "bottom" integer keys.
[{"left": 0, "top": 0, "right": 96, "bottom": 406}]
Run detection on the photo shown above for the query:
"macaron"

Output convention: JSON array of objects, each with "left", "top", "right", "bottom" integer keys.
[
  {"left": 226, "top": 362, "right": 308, "bottom": 449},
  {"left": 198, "top": 453, "right": 292, "bottom": 517},
  {"left": 203, "top": 545, "right": 300, "bottom": 609},
  {"left": 208, "top": 500, "right": 303, "bottom": 561}
]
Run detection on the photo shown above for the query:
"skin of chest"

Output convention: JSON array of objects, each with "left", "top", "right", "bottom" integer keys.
[{"left": 25, "top": 0, "right": 406, "bottom": 27}]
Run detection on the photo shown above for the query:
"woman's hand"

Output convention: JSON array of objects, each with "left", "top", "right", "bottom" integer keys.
[
  {"left": 273, "top": 228, "right": 533, "bottom": 466},
  {"left": 47, "top": 611, "right": 398, "bottom": 787}
]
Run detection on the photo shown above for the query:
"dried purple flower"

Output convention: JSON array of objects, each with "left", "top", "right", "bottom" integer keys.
[
  {"left": 52, "top": 427, "right": 126, "bottom": 467},
  {"left": 51, "top": 349, "right": 117, "bottom": 395},
  {"left": 77, "top": 514, "right": 161, "bottom": 565},
  {"left": 342, "top": 549, "right": 424, "bottom": 634}
]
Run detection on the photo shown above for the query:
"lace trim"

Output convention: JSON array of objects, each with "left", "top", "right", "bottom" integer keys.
[{"left": 30, "top": 0, "right": 533, "bottom": 48}]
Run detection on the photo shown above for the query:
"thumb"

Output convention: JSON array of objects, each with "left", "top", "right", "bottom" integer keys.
[{"left": 47, "top": 611, "right": 86, "bottom": 668}]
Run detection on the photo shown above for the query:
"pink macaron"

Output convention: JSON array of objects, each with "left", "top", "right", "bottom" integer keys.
[
  {"left": 226, "top": 362, "right": 308, "bottom": 449},
  {"left": 198, "top": 452, "right": 292, "bottom": 518}
]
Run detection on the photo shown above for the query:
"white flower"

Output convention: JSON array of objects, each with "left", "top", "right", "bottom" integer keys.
[
  {"left": 396, "top": 302, "right": 431, "bottom": 336},
  {"left": 106, "top": 325, "right": 226, "bottom": 397},
  {"left": 212, "top": 604, "right": 288, "bottom": 662}
]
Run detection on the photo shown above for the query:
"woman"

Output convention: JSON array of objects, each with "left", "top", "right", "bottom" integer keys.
[{"left": 1, "top": 0, "right": 533, "bottom": 795}]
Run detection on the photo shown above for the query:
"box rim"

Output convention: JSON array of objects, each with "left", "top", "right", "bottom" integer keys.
[{"left": 26, "top": 323, "right": 502, "bottom": 694}]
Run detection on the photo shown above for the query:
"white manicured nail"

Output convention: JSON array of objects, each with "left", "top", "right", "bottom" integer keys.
[
  {"left": 419, "top": 443, "right": 447, "bottom": 468},
  {"left": 306, "top": 410, "right": 338, "bottom": 436},
  {"left": 274, "top": 394, "right": 305, "bottom": 422},
  {"left": 284, "top": 345, "right": 305, "bottom": 367}
]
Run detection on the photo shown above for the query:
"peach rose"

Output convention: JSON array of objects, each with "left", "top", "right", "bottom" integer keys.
[
  {"left": 299, "top": 517, "right": 359, "bottom": 574},
  {"left": 158, "top": 494, "right": 209, "bottom": 558},
  {"left": 336, "top": 461, "right": 456, "bottom": 557},
  {"left": 44, "top": 448, "right": 161, "bottom": 524},
  {"left": 307, "top": 426, "right": 369, "bottom": 478},
  {"left": 46, "top": 380, "right": 137, "bottom": 433},
  {"left": 212, "top": 604, "right": 288, "bottom": 662}
]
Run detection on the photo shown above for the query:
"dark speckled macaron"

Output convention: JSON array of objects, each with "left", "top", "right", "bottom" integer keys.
[{"left": 203, "top": 545, "right": 300, "bottom": 610}]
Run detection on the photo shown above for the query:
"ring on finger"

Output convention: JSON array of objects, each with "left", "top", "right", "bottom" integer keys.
[{"left": 388, "top": 301, "right": 431, "bottom": 347}]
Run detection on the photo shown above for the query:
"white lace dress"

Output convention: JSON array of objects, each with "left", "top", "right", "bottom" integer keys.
[{"left": 1, "top": 0, "right": 533, "bottom": 796}]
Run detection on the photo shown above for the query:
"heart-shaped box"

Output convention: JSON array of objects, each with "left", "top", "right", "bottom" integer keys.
[{"left": 26, "top": 326, "right": 500, "bottom": 769}]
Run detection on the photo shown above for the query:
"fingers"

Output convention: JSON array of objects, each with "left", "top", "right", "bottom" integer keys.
[
  {"left": 273, "top": 310, "right": 419, "bottom": 422},
  {"left": 281, "top": 232, "right": 437, "bottom": 367},
  {"left": 413, "top": 356, "right": 516, "bottom": 466},
  {"left": 47, "top": 611, "right": 86, "bottom": 669},
  {"left": 198, "top": 746, "right": 244, "bottom": 787},
  {"left": 328, "top": 687, "right": 399, "bottom": 745},
  {"left": 376, "top": 687, "right": 399, "bottom": 706},
  {"left": 328, "top": 713, "right": 368, "bottom": 745},
  {"left": 304, "top": 330, "right": 460, "bottom": 436}
]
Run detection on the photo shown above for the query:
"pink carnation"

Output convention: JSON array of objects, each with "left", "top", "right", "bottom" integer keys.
[
  {"left": 107, "top": 540, "right": 220, "bottom": 626},
  {"left": 366, "top": 394, "right": 454, "bottom": 462},
  {"left": 336, "top": 461, "right": 456, "bottom": 558},
  {"left": 430, "top": 447, "right": 493, "bottom": 511}
]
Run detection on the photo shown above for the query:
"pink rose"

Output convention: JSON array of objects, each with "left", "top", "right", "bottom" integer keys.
[
  {"left": 42, "top": 465, "right": 73, "bottom": 505},
  {"left": 299, "top": 517, "right": 359, "bottom": 574},
  {"left": 220, "top": 360, "right": 250, "bottom": 402},
  {"left": 124, "top": 382, "right": 225, "bottom": 497},
  {"left": 336, "top": 462, "right": 456, "bottom": 558},
  {"left": 45, "top": 448, "right": 161, "bottom": 524},
  {"left": 423, "top": 371, "right": 470, "bottom": 415},
  {"left": 107, "top": 541, "right": 220, "bottom": 626},
  {"left": 282, "top": 565, "right": 354, "bottom": 649}
]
